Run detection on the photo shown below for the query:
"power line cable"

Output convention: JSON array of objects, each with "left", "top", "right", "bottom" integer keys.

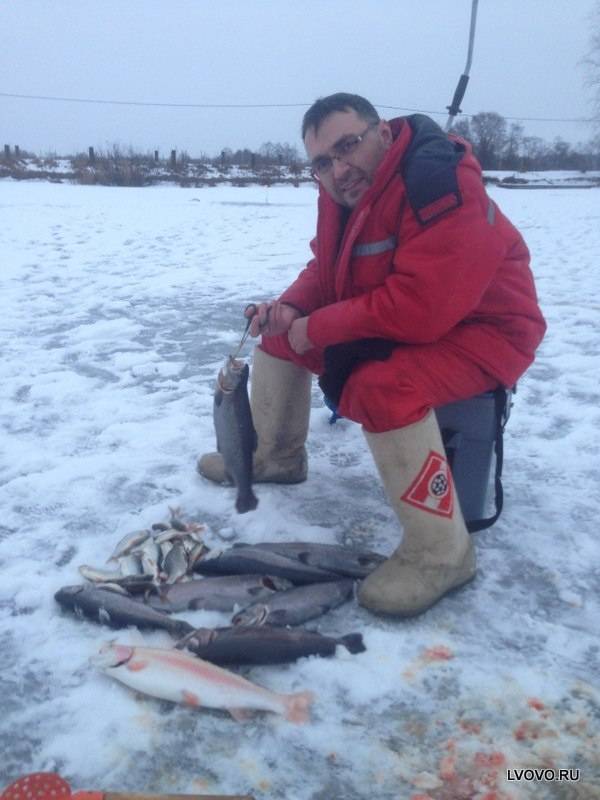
[
  {"left": 0, "top": 91, "right": 308, "bottom": 109},
  {"left": 0, "top": 91, "right": 594, "bottom": 124}
]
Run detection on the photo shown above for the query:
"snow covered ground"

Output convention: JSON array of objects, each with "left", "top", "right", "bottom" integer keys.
[{"left": 1, "top": 178, "right": 599, "bottom": 799}]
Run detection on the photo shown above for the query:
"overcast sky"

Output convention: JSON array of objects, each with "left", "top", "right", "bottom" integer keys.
[{"left": 1, "top": 0, "right": 598, "bottom": 158}]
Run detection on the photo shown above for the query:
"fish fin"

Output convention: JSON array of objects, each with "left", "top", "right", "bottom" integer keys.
[
  {"left": 228, "top": 707, "right": 254, "bottom": 722},
  {"left": 265, "top": 609, "right": 288, "bottom": 626},
  {"left": 181, "top": 690, "right": 201, "bottom": 707},
  {"left": 126, "top": 658, "right": 149, "bottom": 672},
  {"left": 294, "top": 550, "right": 314, "bottom": 566},
  {"left": 338, "top": 633, "right": 366, "bottom": 654},
  {"left": 235, "top": 490, "right": 259, "bottom": 514},
  {"left": 126, "top": 629, "right": 149, "bottom": 646},
  {"left": 283, "top": 690, "right": 315, "bottom": 724}
]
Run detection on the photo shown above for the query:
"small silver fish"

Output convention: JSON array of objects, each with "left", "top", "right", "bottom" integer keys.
[
  {"left": 79, "top": 564, "right": 124, "bottom": 583},
  {"left": 163, "top": 541, "right": 189, "bottom": 584},
  {"left": 108, "top": 529, "right": 151, "bottom": 561}
]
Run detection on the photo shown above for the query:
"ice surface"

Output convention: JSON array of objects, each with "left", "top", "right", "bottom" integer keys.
[{"left": 1, "top": 179, "right": 599, "bottom": 798}]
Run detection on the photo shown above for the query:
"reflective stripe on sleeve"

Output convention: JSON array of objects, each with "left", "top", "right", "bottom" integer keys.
[{"left": 351, "top": 236, "right": 397, "bottom": 257}]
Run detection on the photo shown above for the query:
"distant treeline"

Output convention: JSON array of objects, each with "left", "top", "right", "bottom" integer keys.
[
  {"left": 0, "top": 141, "right": 309, "bottom": 187},
  {"left": 450, "top": 112, "right": 600, "bottom": 171},
  {"left": 2, "top": 111, "right": 599, "bottom": 186}
]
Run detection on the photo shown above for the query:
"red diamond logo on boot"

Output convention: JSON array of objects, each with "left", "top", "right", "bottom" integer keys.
[{"left": 401, "top": 450, "right": 454, "bottom": 518}]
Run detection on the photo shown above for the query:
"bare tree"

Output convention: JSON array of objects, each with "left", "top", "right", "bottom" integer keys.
[
  {"left": 449, "top": 118, "right": 472, "bottom": 141},
  {"left": 469, "top": 112, "right": 508, "bottom": 169},
  {"left": 258, "top": 142, "right": 301, "bottom": 165},
  {"left": 521, "top": 136, "right": 547, "bottom": 171},
  {"left": 503, "top": 123, "right": 525, "bottom": 170}
]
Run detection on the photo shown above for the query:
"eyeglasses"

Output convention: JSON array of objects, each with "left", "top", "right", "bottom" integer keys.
[{"left": 310, "top": 122, "right": 379, "bottom": 179}]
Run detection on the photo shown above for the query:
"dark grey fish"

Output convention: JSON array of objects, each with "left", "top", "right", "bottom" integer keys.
[
  {"left": 178, "top": 625, "right": 366, "bottom": 665},
  {"left": 145, "top": 574, "right": 294, "bottom": 613},
  {"left": 54, "top": 584, "right": 194, "bottom": 637},
  {"left": 246, "top": 541, "right": 386, "bottom": 578},
  {"left": 214, "top": 356, "right": 258, "bottom": 513},
  {"left": 194, "top": 544, "right": 341, "bottom": 585},
  {"left": 231, "top": 579, "right": 355, "bottom": 626}
]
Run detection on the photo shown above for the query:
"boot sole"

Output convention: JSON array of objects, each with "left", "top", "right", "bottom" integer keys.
[{"left": 196, "top": 465, "right": 307, "bottom": 486}]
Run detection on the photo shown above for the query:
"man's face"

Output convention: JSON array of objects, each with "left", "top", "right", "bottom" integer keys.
[{"left": 304, "top": 109, "right": 392, "bottom": 208}]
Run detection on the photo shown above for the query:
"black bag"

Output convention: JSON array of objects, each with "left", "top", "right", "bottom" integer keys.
[
  {"left": 436, "top": 387, "right": 513, "bottom": 532},
  {"left": 319, "top": 340, "right": 512, "bottom": 532}
]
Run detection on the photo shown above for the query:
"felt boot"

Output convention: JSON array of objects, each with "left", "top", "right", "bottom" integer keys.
[
  {"left": 198, "top": 346, "right": 311, "bottom": 484},
  {"left": 358, "top": 411, "right": 476, "bottom": 616}
]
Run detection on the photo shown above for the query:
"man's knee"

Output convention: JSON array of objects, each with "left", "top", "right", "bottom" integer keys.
[
  {"left": 259, "top": 335, "right": 323, "bottom": 374},
  {"left": 338, "top": 360, "right": 429, "bottom": 433}
]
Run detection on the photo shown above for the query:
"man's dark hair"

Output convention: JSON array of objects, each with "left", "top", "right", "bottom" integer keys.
[{"left": 302, "top": 93, "right": 380, "bottom": 139}]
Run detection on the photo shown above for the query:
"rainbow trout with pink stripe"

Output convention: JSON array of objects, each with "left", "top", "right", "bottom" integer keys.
[{"left": 93, "top": 641, "right": 314, "bottom": 723}]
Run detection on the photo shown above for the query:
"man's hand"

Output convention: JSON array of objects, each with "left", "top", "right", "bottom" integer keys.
[
  {"left": 288, "top": 316, "right": 314, "bottom": 354},
  {"left": 246, "top": 301, "right": 300, "bottom": 337}
]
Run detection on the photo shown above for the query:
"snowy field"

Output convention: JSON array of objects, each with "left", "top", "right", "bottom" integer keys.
[{"left": 1, "top": 178, "right": 599, "bottom": 799}]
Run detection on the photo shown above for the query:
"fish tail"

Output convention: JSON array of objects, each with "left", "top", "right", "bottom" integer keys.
[
  {"left": 283, "top": 690, "right": 315, "bottom": 724},
  {"left": 174, "top": 620, "right": 196, "bottom": 637},
  {"left": 339, "top": 633, "right": 366, "bottom": 654},
  {"left": 236, "top": 489, "right": 259, "bottom": 514}
]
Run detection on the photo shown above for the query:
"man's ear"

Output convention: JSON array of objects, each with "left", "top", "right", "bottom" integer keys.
[{"left": 379, "top": 121, "right": 393, "bottom": 146}]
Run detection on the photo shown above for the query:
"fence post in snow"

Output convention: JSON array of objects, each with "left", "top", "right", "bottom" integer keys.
[
  {"left": 4, "top": 145, "right": 10, "bottom": 159},
  {"left": 15, "top": 145, "right": 20, "bottom": 158},
  {"left": 170, "top": 150, "right": 176, "bottom": 168},
  {"left": 154, "top": 150, "right": 159, "bottom": 163},
  {"left": 88, "top": 147, "right": 95, "bottom": 165}
]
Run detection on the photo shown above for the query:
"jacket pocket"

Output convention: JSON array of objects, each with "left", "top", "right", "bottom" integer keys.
[{"left": 350, "top": 237, "right": 397, "bottom": 292}]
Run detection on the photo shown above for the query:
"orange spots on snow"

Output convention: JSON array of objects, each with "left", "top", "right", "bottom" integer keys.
[
  {"left": 514, "top": 718, "right": 558, "bottom": 741},
  {"left": 527, "top": 696, "right": 552, "bottom": 718},
  {"left": 473, "top": 751, "right": 507, "bottom": 793},
  {"left": 402, "top": 644, "right": 454, "bottom": 680},
  {"left": 459, "top": 718, "right": 482, "bottom": 735},
  {"left": 439, "top": 754, "right": 457, "bottom": 780},
  {"left": 513, "top": 720, "right": 543, "bottom": 741},
  {"left": 410, "top": 795, "right": 434, "bottom": 800},
  {"left": 564, "top": 716, "right": 588, "bottom": 735},
  {"left": 474, "top": 751, "right": 506, "bottom": 769},
  {"left": 528, "top": 697, "right": 545, "bottom": 711},
  {"left": 422, "top": 645, "right": 454, "bottom": 662}
]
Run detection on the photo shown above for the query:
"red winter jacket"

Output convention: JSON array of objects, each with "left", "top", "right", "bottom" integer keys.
[{"left": 280, "top": 115, "right": 546, "bottom": 388}]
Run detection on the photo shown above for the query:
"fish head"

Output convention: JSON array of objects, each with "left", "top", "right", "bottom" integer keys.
[
  {"left": 217, "top": 356, "right": 248, "bottom": 394},
  {"left": 232, "top": 603, "right": 269, "bottom": 626},
  {"left": 91, "top": 641, "right": 134, "bottom": 669},
  {"left": 55, "top": 584, "right": 84, "bottom": 598},
  {"left": 262, "top": 576, "right": 294, "bottom": 592},
  {"left": 54, "top": 584, "right": 85, "bottom": 606}
]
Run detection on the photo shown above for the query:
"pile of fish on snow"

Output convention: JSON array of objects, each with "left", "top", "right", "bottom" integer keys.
[{"left": 55, "top": 508, "right": 384, "bottom": 721}]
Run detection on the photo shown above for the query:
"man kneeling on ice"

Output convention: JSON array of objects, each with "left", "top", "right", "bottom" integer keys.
[{"left": 198, "top": 93, "right": 546, "bottom": 618}]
